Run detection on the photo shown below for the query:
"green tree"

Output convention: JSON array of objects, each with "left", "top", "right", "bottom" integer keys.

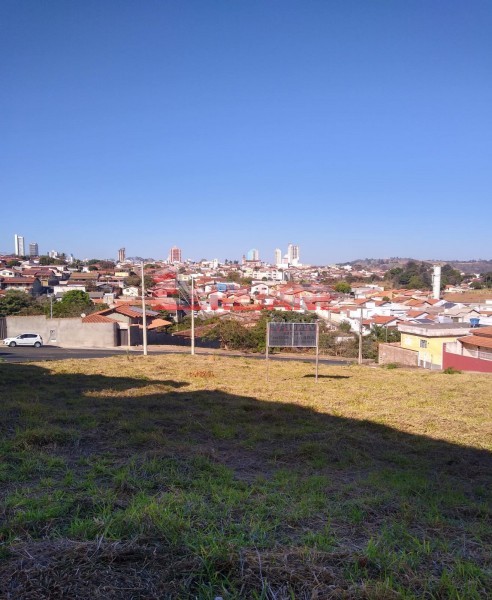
[
  {"left": 334, "top": 281, "right": 351, "bottom": 293},
  {"left": 371, "top": 324, "right": 401, "bottom": 343},
  {"left": 481, "top": 272, "right": 492, "bottom": 288},
  {"left": 205, "top": 320, "right": 255, "bottom": 350},
  {"left": 385, "top": 261, "right": 432, "bottom": 289},
  {"left": 441, "top": 264, "right": 462, "bottom": 288},
  {"left": 124, "top": 273, "right": 154, "bottom": 291},
  {"left": 205, "top": 310, "right": 318, "bottom": 353},
  {"left": 338, "top": 320, "right": 352, "bottom": 333},
  {"left": 0, "top": 290, "right": 44, "bottom": 317},
  {"left": 50, "top": 290, "right": 94, "bottom": 318}
]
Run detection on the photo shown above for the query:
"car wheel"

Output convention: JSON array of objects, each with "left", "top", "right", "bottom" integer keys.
[
  {"left": 9, "top": 341, "right": 16, "bottom": 347},
  {"left": 34, "top": 342, "right": 42, "bottom": 348}
]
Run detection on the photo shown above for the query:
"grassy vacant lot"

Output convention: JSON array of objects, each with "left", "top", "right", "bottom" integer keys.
[{"left": 0, "top": 355, "right": 491, "bottom": 599}]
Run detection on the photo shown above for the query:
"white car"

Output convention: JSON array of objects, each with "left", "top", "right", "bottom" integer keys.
[{"left": 4, "top": 333, "right": 43, "bottom": 348}]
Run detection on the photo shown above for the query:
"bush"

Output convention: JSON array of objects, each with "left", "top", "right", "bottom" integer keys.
[
  {"left": 384, "top": 363, "right": 399, "bottom": 369},
  {"left": 442, "top": 367, "right": 462, "bottom": 375}
]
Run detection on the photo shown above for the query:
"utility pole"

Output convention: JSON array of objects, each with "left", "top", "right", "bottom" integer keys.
[
  {"left": 358, "top": 305, "right": 363, "bottom": 365},
  {"left": 141, "top": 262, "right": 148, "bottom": 356},
  {"left": 191, "top": 275, "right": 195, "bottom": 355}
]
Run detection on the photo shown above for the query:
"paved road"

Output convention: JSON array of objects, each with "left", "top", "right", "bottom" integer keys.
[
  {"left": 0, "top": 345, "right": 352, "bottom": 366},
  {"left": 0, "top": 346, "right": 136, "bottom": 363}
]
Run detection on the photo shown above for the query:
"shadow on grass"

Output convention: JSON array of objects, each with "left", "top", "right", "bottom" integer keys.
[
  {"left": 0, "top": 362, "right": 491, "bottom": 599},
  {"left": 303, "top": 374, "right": 351, "bottom": 379},
  {"left": 0, "top": 362, "right": 188, "bottom": 393}
]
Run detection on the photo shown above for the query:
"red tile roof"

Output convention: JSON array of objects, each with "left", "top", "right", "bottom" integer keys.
[
  {"left": 1, "top": 277, "right": 37, "bottom": 284},
  {"left": 372, "top": 315, "right": 400, "bottom": 325},
  {"left": 459, "top": 335, "right": 492, "bottom": 350},
  {"left": 472, "top": 326, "right": 492, "bottom": 338},
  {"left": 82, "top": 314, "right": 115, "bottom": 324},
  {"left": 147, "top": 318, "right": 173, "bottom": 330}
]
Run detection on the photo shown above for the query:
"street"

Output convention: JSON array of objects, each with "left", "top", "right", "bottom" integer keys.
[{"left": 0, "top": 345, "right": 353, "bottom": 366}]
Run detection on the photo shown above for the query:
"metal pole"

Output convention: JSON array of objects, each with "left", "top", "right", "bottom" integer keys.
[
  {"left": 358, "top": 306, "right": 363, "bottom": 365},
  {"left": 191, "top": 275, "right": 195, "bottom": 355},
  {"left": 266, "top": 322, "right": 270, "bottom": 382},
  {"left": 50, "top": 295, "right": 53, "bottom": 319},
  {"left": 315, "top": 322, "right": 319, "bottom": 382},
  {"left": 141, "top": 262, "right": 148, "bottom": 356}
]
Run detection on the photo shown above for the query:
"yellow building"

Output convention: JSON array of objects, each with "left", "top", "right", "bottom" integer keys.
[{"left": 398, "top": 322, "right": 472, "bottom": 369}]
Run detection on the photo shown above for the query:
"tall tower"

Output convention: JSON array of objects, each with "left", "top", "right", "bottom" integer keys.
[
  {"left": 14, "top": 234, "right": 25, "bottom": 256},
  {"left": 247, "top": 248, "right": 259, "bottom": 261},
  {"left": 287, "top": 243, "right": 300, "bottom": 266},
  {"left": 432, "top": 265, "right": 442, "bottom": 300},
  {"left": 274, "top": 248, "right": 282, "bottom": 266},
  {"left": 29, "top": 242, "right": 39, "bottom": 257},
  {"left": 170, "top": 246, "right": 182, "bottom": 263},
  {"left": 118, "top": 247, "right": 126, "bottom": 263}
]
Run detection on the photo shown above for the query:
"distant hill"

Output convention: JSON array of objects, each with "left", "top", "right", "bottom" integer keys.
[{"left": 343, "top": 258, "right": 492, "bottom": 275}]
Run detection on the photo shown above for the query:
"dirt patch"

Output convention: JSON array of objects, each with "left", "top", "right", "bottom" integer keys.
[{"left": 0, "top": 539, "right": 198, "bottom": 600}]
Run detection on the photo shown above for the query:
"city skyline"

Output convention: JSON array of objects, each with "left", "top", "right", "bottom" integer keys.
[
  {"left": 2, "top": 2, "right": 491, "bottom": 261},
  {"left": 2, "top": 231, "right": 490, "bottom": 267}
]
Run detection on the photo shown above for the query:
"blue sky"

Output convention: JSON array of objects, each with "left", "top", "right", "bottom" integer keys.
[{"left": 1, "top": 0, "right": 491, "bottom": 264}]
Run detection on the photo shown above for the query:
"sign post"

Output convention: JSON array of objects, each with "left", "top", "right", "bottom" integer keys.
[{"left": 266, "top": 322, "right": 320, "bottom": 381}]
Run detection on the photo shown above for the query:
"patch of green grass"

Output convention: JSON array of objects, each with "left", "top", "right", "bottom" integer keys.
[{"left": 443, "top": 366, "right": 463, "bottom": 374}]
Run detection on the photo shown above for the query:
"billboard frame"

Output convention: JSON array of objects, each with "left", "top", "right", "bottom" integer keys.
[{"left": 266, "top": 321, "right": 320, "bottom": 382}]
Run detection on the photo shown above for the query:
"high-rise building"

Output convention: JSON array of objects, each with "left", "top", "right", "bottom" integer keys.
[
  {"left": 118, "top": 247, "right": 126, "bottom": 263},
  {"left": 14, "top": 234, "right": 25, "bottom": 256},
  {"left": 170, "top": 246, "right": 182, "bottom": 263},
  {"left": 274, "top": 248, "right": 282, "bottom": 265},
  {"left": 29, "top": 242, "right": 39, "bottom": 257},
  {"left": 247, "top": 248, "right": 259, "bottom": 261},
  {"left": 287, "top": 243, "right": 300, "bottom": 266}
]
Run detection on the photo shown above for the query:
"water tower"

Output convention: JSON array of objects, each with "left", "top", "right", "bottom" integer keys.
[{"left": 432, "top": 265, "right": 441, "bottom": 300}]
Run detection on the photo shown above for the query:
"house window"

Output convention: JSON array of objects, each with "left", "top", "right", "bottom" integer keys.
[{"left": 420, "top": 339, "right": 428, "bottom": 349}]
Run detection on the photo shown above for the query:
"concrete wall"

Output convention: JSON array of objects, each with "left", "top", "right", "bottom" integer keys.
[
  {"left": 378, "top": 343, "right": 418, "bottom": 367},
  {"left": 6, "top": 315, "right": 117, "bottom": 348}
]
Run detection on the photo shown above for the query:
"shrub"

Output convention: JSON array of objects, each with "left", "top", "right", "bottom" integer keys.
[{"left": 443, "top": 367, "right": 462, "bottom": 375}]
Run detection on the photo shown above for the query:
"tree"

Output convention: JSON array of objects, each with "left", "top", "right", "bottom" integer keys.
[
  {"left": 50, "top": 290, "right": 94, "bottom": 318},
  {"left": 441, "top": 264, "right": 462, "bottom": 288},
  {"left": 482, "top": 272, "right": 492, "bottom": 288},
  {"left": 338, "top": 320, "right": 352, "bottom": 333},
  {"left": 205, "top": 320, "right": 255, "bottom": 350},
  {"left": 371, "top": 324, "right": 401, "bottom": 343},
  {"left": 334, "top": 281, "right": 351, "bottom": 294},
  {"left": 205, "top": 310, "right": 317, "bottom": 353},
  {"left": 0, "top": 290, "right": 44, "bottom": 317},
  {"left": 124, "top": 273, "right": 154, "bottom": 291}
]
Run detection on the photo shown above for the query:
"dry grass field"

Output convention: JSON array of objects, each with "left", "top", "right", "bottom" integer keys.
[{"left": 0, "top": 354, "right": 491, "bottom": 599}]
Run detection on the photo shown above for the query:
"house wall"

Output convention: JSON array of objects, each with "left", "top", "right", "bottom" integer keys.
[
  {"left": 442, "top": 349, "right": 492, "bottom": 373},
  {"left": 378, "top": 343, "right": 418, "bottom": 367},
  {"left": 6, "top": 315, "right": 117, "bottom": 347},
  {"left": 400, "top": 333, "right": 461, "bottom": 367}
]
